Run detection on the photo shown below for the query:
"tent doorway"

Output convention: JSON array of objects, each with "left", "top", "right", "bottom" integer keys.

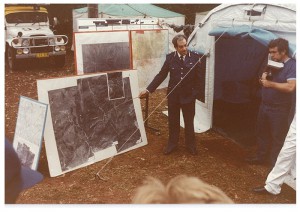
[{"left": 212, "top": 36, "right": 268, "bottom": 147}]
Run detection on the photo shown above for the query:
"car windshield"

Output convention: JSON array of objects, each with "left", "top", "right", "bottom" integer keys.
[{"left": 6, "top": 12, "right": 48, "bottom": 24}]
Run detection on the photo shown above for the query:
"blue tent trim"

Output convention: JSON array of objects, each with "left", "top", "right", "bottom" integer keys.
[
  {"left": 209, "top": 26, "right": 296, "bottom": 58},
  {"left": 74, "top": 4, "right": 184, "bottom": 18},
  {"left": 187, "top": 48, "right": 206, "bottom": 55}
]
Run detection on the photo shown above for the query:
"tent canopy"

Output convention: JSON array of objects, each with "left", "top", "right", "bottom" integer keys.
[
  {"left": 200, "top": 3, "right": 296, "bottom": 25},
  {"left": 74, "top": 4, "right": 184, "bottom": 18}
]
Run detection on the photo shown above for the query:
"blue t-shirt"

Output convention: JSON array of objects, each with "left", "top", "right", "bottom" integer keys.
[{"left": 262, "top": 58, "right": 296, "bottom": 106}]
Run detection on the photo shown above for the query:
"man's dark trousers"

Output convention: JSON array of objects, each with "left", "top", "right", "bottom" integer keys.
[
  {"left": 167, "top": 96, "right": 196, "bottom": 151},
  {"left": 256, "top": 103, "right": 290, "bottom": 166}
]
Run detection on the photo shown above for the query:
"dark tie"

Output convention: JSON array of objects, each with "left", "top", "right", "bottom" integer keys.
[{"left": 180, "top": 55, "right": 184, "bottom": 64}]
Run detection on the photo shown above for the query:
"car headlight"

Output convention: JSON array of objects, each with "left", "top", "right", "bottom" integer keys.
[
  {"left": 60, "top": 46, "right": 66, "bottom": 51},
  {"left": 22, "top": 39, "right": 30, "bottom": 47},
  {"left": 57, "top": 36, "right": 62, "bottom": 42},
  {"left": 17, "top": 49, "right": 23, "bottom": 54},
  {"left": 23, "top": 48, "right": 29, "bottom": 54},
  {"left": 54, "top": 46, "right": 60, "bottom": 51},
  {"left": 49, "top": 38, "right": 55, "bottom": 45},
  {"left": 13, "top": 38, "right": 20, "bottom": 45}
]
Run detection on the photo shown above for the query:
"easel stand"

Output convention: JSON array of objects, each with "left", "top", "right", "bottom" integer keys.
[{"left": 144, "top": 95, "right": 160, "bottom": 135}]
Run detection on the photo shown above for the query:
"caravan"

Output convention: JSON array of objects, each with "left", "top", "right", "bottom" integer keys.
[
  {"left": 72, "top": 4, "right": 185, "bottom": 52},
  {"left": 187, "top": 4, "right": 296, "bottom": 146}
]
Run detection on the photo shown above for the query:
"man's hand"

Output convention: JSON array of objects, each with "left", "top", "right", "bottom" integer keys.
[
  {"left": 139, "top": 90, "right": 149, "bottom": 99},
  {"left": 259, "top": 72, "right": 268, "bottom": 85},
  {"left": 261, "top": 72, "right": 268, "bottom": 80},
  {"left": 260, "top": 78, "right": 273, "bottom": 88}
]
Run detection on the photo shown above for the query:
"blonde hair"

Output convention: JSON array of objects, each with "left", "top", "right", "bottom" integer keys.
[{"left": 132, "top": 175, "right": 234, "bottom": 204}]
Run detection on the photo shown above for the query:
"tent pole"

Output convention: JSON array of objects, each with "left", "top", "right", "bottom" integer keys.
[{"left": 144, "top": 95, "right": 161, "bottom": 135}]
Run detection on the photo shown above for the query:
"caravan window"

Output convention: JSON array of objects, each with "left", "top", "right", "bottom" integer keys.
[
  {"left": 246, "top": 10, "right": 262, "bottom": 16},
  {"left": 243, "top": 5, "right": 266, "bottom": 20}
]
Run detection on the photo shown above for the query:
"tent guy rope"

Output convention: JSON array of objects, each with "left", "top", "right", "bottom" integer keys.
[{"left": 95, "top": 27, "right": 229, "bottom": 180}]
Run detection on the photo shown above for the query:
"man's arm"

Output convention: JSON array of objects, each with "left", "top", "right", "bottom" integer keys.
[
  {"left": 260, "top": 78, "right": 296, "bottom": 93},
  {"left": 146, "top": 57, "right": 170, "bottom": 93},
  {"left": 139, "top": 55, "right": 170, "bottom": 98},
  {"left": 260, "top": 59, "right": 296, "bottom": 93}
]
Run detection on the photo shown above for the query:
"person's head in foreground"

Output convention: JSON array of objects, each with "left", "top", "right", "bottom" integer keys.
[
  {"left": 132, "top": 175, "right": 234, "bottom": 204},
  {"left": 5, "top": 138, "right": 43, "bottom": 203}
]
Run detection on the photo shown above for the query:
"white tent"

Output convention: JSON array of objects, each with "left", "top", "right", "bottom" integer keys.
[
  {"left": 188, "top": 3, "right": 296, "bottom": 134},
  {"left": 194, "top": 11, "right": 209, "bottom": 26},
  {"left": 188, "top": 3, "right": 296, "bottom": 187}
]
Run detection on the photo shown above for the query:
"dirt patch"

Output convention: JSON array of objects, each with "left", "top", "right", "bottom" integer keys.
[{"left": 5, "top": 50, "right": 296, "bottom": 204}]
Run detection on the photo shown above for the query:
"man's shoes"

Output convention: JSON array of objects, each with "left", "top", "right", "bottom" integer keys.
[
  {"left": 245, "top": 156, "right": 264, "bottom": 165},
  {"left": 187, "top": 148, "right": 198, "bottom": 155},
  {"left": 163, "top": 146, "right": 177, "bottom": 155},
  {"left": 253, "top": 186, "right": 271, "bottom": 195}
]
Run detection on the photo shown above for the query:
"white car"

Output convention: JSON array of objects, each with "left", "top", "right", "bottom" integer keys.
[{"left": 5, "top": 5, "right": 68, "bottom": 70}]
